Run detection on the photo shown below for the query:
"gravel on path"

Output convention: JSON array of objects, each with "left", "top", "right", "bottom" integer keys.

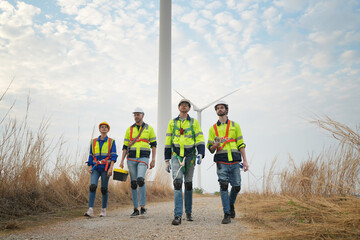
[{"left": 2, "top": 196, "right": 249, "bottom": 240}]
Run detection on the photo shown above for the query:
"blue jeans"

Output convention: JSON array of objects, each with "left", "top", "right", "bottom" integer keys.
[
  {"left": 127, "top": 157, "right": 149, "bottom": 208},
  {"left": 171, "top": 153, "right": 195, "bottom": 217},
  {"left": 216, "top": 162, "right": 242, "bottom": 214},
  {"left": 89, "top": 169, "right": 110, "bottom": 208}
]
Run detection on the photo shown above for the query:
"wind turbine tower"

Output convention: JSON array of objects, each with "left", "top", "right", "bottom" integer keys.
[{"left": 157, "top": 0, "right": 172, "bottom": 173}]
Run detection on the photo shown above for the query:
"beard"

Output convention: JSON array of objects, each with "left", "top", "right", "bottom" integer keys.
[{"left": 217, "top": 110, "right": 227, "bottom": 116}]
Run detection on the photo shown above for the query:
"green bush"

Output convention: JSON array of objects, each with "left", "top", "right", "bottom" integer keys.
[{"left": 193, "top": 187, "right": 204, "bottom": 194}]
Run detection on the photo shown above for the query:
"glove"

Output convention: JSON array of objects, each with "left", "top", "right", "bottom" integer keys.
[
  {"left": 239, "top": 162, "right": 243, "bottom": 169},
  {"left": 165, "top": 160, "right": 171, "bottom": 173},
  {"left": 196, "top": 154, "right": 203, "bottom": 165}
]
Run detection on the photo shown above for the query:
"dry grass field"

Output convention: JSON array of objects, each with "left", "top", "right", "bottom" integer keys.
[
  {"left": 0, "top": 93, "right": 172, "bottom": 230},
  {"left": 236, "top": 117, "right": 360, "bottom": 239},
  {"left": 1, "top": 89, "right": 359, "bottom": 239}
]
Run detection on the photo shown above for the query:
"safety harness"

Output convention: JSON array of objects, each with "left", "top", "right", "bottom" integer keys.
[
  {"left": 213, "top": 120, "right": 236, "bottom": 151},
  {"left": 129, "top": 124, "right": 149, "bottom": 144},
  {"left": 126, "top": 124, "right": 150, "bottom": 167},
  {"left": 92, "top": 138, "right": 113, "bottom": 171},
  {"left": 171, "top": 118, "right": 196, "bottom": 174}
]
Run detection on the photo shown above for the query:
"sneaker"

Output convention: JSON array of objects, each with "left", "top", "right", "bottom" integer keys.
[
  {"left": 84, "top": 207, "right": 94, "bottom": 217},
  {"left": 172, "top": 216, "right": 182, "bottom": 225},
  {"left": 221, "top": 213, "right": 231, "bottom": 224},
  {"left": 130, "top": 209, "right": 140, "bottom": 218},
  {"left": 140, "top": 207, "right": 147, "bottom": 216},
  {"left": 186, "top": 212, "right": 193, "bottom": 221},
  {"left": 230, "top": 205, "right": 235, "bottom": 218},
  {"left": 99, "top": 208, "right": 106, "bottom": 217}
]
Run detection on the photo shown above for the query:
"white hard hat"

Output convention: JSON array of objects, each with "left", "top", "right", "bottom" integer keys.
[
  {"left": 133, "top": 107, "right": 144, "bottom": 114},
  {"left": 178, "top": 98, "right": 191, "bottom": 108},
  {"left": 214, "top": 100, "right": 228, "bottom": 110}
]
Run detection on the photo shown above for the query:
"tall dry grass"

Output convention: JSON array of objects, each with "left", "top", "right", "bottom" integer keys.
[
  {"left": 0, "top": 92, "right": 172, "bottom": 230},
  {"left": 237, "top": 116, "right": 360, "bottom": 239}
]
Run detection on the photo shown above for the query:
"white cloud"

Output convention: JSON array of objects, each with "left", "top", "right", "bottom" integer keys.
[
  {"left": 0, "top": 1, "right": 40, "bottom": 40},
  {"left": 57, "top": 0, "right": 87, "bottom": 15},
  {"left": 214, "top": 11, "right": 233, "bottom": 25},
  {"left": 124, "top": 0, "right": 141, "bottom": 10},
  {"left": 226, "top": 0, "right": 253, "bottom": 12},
  {"left": 75, "top": 5, "right": 104, "bottom": 25},
  {"left": 172, "top": 4, "right": 185, "bottom": 17},
  {"left": 340, "top": 50, "right": 360, "bottom": 66},
  {"left": 310, "top": 52, "right": 332, "bottom": 69},
  {"left": 205, "top": 1, "right": 223, "bottom": 10},
  {"left": 308, "top": 31, "right": 343, "bottom": 46},
  {"left": 299, "top": 1, "right": 360, "bottom": 32},
  {"left": 190, "top": 0, "right": 206, "bottom": 9},
  {"left": 262, "top": 6, "right": 281, "bottom": 33},
  {"left": 243, "top": 44, "right": 279, "bottom": 74},
  {"left": 0, "top": 0, "right": 14, "bottom": 13},
  {"left": 200, "top": 9, "right": 212, "bottom": 19},
  {"left": 340, "top": 31, "right": 360, "bottom": 45},
  {"left": 180, "top": 10, "right": 210, "bottom": 34},
  {"left": 180, "top": 10, "right": 198, "bottom": 25},
  {"left": 241, "top": 10, "right": 255, "bottom": 20},
  {"left": 274, "top": 0, "right": 309, "bottom": 12},
  {"left": 1, "top": 0, "right": 359, "bottom": 193}
]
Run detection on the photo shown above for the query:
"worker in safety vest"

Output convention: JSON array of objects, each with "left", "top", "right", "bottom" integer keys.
[
  {"left": 120, "top": 107, "right": 156, "bottom": 218},
  {"left": 85, "top": 122, "right": 118, "bottom": 217},
  {"left": 164, "top": 99, "right": 205, "bottom": 225},
  {"left": 207, "top": 101, "right": 249, "bottom": 224}
]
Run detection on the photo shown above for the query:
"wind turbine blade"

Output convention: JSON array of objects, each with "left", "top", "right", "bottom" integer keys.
[
  {"left": 173, "top": 89, "right": 186, "bottom": 99},
  {"left": 200, "top": 88, "right": 241, "bottom": 110},
  {"left": 173, "top": 89, "right": 200, "bottom": 110}
]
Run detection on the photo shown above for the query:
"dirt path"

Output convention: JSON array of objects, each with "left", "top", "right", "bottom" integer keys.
[{"left": 1, "top": 196, "right": 250, "bottom": 239}]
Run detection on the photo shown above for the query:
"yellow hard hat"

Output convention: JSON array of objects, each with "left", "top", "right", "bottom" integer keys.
[{"left": 99, "top": 122, "right": 110, "bottom": 130}]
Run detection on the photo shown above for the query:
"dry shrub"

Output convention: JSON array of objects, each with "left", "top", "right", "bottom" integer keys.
[
  {"left": 145, "top": 170, "right": 173, "bottom": 201},
  {"left": 237, "top": 116, "right": 360, "bottom": 239}
]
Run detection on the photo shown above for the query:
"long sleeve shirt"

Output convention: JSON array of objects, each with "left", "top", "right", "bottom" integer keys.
[{"left": 88, "top": 136, "right": 118, "bottom": 171}]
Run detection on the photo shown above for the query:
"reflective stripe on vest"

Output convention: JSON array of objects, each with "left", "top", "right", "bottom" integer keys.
[
  {"left": 213, "top": 120, "right": 236, "bottom": 151},
  {"left": 92, "top": 138, "right": 113, "bottom": 171},
  {"left": 171, "top": 118, "right": 195, "bottom": 158}
]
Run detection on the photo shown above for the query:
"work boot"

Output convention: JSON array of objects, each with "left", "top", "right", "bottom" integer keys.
[
  {"left": 99, "top": 208, "right": 106, "bottom": 217},
  {"left": 186, "top": 212, "right": 193, "bottom": 221},
  {"left": 172, "top": 216, "right": 182, "bottom": 225},
  {"left": 130, "top": 208, "right": 140, "bottom": 218},
  {"left": 84, "top": 207, "right": 94, "bottom": 217},
  {"left": 230, "top": 205, "right": 235, "bottom": 218},
  {"left": 221, "top": 213, "right": 231, "bottom": 224},
  {"left": 140, "top": 207, "right": 147, "bottom": 216}
]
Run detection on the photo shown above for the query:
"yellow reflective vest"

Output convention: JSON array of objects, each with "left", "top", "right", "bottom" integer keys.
[
  {"left": 89, "top": 136, "right": 117, "bottom": 171},
  {"left": 207, "top": 119, "right": 245, "bottom": 162},
  {"left": 123, "top": 123, "right": 156, "bottom": 158},
  {"left": 165, "top": 115, "right": 205, "bottom": 160}
]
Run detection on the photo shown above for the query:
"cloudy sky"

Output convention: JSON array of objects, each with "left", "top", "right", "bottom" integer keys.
[{"left": 1, "top": 0, "right": 359, "bottom": 192}]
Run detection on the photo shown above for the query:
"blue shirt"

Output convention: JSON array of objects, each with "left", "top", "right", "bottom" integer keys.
[{"left": 88, "top": 136, "right": 118, "bottom": 171}]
